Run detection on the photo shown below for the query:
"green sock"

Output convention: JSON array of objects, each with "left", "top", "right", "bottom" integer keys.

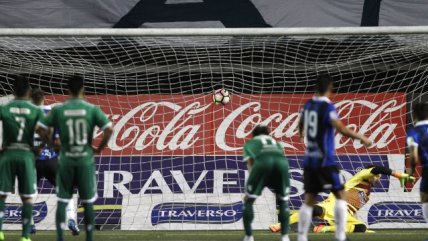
[
  {"left": 56, "top": 202, "right": 67, "bottom": 241},
  {"left": 278, "top": 200, "right": 290, "bottom": 235},
  {"left": 22, "top": 202, "right": 33, "bottom": 238},
  {"left": 83, "top": 203, "right": 95, "bottom": 241},
  {"left": 243, "top": 200, "right": 254, "bottom": 236},
  {"left": 0, "top": 199, "right": 5, "bottom": 232}
]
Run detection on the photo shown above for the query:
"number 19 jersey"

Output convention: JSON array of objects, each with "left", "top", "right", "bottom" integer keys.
[
  {"left": 41, "top": 98, "right": 111, "bottom": 162},
  {"left": 302, "top": 96, "right": 339, "bottom": 168}
]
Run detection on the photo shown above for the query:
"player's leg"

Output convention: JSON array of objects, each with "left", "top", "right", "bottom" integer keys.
[
  {"left": 30, "top": 159, "right": 46, "bottom": 235},
  {"left": 313, "top": 205, "right": 367, "bottom": 233},
  {"left": 298, "top": 167, "right": 320, "bottom": 241},
  {"left": 270, "top": 204, "right": 324, "bottom": 233},
  {"left": 327, "top": 166, "right": 347, "bottom": 241},
  {"left": 66, "top": 200, "right": 79, "bottom": 235},
  {"left": 76, "top": 161, "right": 97, "bottom": 241},
  {"left": 56, "top": 162, "right": 75, "bottom": 241},
  {"left": 243, "top": 163, "right": 266, "bottom": 241},
  {"left": 44, "top": 157, "right": 80, "bottom": 235},
  {"left": 243, "top": 197, "right": 255, "bottom": 241},
  {"left": 345, "top": 215, "right": 367, "bottom": 233},
  {"left": 0, "top": 154, "right": 14, "bottom": 241},
  {"left": 422, "top": 193, "right": 428, "bottom": 218},
  {"left": 420, "top": 168, "right": 428, "bottom": 230},
  {"left": 272, "top": 158, "right": 291, "bottom": 241},
  {"left": 17, "top": 152, "right": 38, "bottom": 241}
]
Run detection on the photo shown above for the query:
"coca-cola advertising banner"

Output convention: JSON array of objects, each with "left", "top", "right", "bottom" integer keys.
[
  {"left": 47, "top": 93, "right": 407, "bottom": 155},
  {"left": 5, "top": 92, "right": 419, "bottom": 231}
]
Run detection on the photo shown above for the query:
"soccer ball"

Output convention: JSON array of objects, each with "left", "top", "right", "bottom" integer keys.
[{"left": 213, "top": 88, "right": 230, "bottom": 105}]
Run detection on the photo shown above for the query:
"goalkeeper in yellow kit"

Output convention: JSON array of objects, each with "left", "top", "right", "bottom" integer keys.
[{"left": 269, "top": 165, "right": 415, "bottom": 233}]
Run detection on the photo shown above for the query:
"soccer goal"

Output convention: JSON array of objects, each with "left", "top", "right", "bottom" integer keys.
[{"left": 0, "top": 27, "right": 426, "bottom": 231}]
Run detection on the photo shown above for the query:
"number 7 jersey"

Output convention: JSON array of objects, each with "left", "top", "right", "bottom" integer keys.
[
  {"left": 301, "top": 96, "right": 339, "bottom": 168},
  {"left": 40, "top": 98, "right": 112, "bottom": 160},
  {"left": 0, "top": 99, "right": 45, "bottom": 151}
]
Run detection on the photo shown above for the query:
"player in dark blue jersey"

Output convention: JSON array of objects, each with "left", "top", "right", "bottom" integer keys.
[
  {"left": 297, "top": 75, "right": 372, "bottom": 241},
  {"left": 31, "top": 88, "right": 79, "bottom": 236},
  {"left": 407, "top": 102, "right": 428, "bottom": 235}
]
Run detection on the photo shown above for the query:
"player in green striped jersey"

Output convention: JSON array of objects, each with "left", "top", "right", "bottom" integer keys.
[
  {"left": 243, "top": 125, "right": 290, "bottom": 241},
  {"left": 39, "top": 76, "right": 113, "bottom": 241},
  {"left": 0, "top": 76, "right": 47, "bottom": 241}
]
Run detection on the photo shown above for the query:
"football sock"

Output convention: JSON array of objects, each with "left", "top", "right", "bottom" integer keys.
[
  {"left": 281, "top": 234, "right": 290, "bottom": 241},
  {"left": 297, "top": 203, "right": 313, "bottom": 241},
  {"left": 334, "top": 199, "right": 347, "bottom": 241},
  {"left": 0, "top": 199, "right": 5, "bottom": 231},
  {"left": 422, "top": 203, "right": 428, "bottom": 223},
  {"left": 243, "top": 201, "right": 254, "bottom": 236},
  {"left": 83, "top": 203, "right": 95, "bottom": 241},
  {"left": 278, "top": 200, "right": 290, "bottom": 235},
  {"left": 22, "top": 202, "right": 33, "bottom": 238},
  {"left": 66, "top": 201, "right": 77, "bottom": 221},
  {"left": 56, "top": 202, "right": 67, "bottom": 241}
]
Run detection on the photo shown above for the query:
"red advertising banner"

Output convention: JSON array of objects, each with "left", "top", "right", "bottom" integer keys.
[{"left": 45, "top": 93, "right": 406, "bottom": 156}]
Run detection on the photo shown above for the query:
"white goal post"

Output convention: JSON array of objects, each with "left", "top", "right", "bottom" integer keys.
[
  {"left": 2, "top": 26, "right": 428, "bottom": 36},
  {"left": 0, "top": 27, "right": 427, "bottom": 231}
]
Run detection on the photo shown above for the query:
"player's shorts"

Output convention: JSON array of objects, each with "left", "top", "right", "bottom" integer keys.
[
  {"left": 36, "top": 157, "right": 58, "bottom": 186},
  {"left": 0, "top": 150, "right": 37, "bottom": 197},
  {"left": 245, "top": 156, "right": 290, "bottom": 201},
  {"left": 303, "top": 165, "right": 344, "bottom": 194},
  {"left": 420, "top": 167, "right": 428, "bottom": 193},
  {"left": 57, "top": 156, "right": 97, "bottom": 203}
]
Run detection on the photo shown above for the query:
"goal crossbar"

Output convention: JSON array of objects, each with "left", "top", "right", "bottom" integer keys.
[{"left": 1, "top": 26, "right": 428, "bottom": 36}]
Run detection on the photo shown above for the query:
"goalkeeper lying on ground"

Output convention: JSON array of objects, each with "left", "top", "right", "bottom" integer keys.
[{"left": 269, "top": 165, "right": 415, "bottom": 233}]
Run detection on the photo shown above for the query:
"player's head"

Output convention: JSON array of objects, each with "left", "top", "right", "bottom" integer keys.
[
  {"left": 315, "top": 74, "right": 333, "bottom": 97},
  {"left": 31, "top": 87, "right": 44, "bottom": 106},
  {"left": 13, "top": 75, "right": 31, "bottom": 98},
  {"left": 68, "top": 75, "right": 85, "bottom": 97},
  {"left": 252, "top": 125, "right": 269, "bottom": 137},
  {"left": 365, "top": 165, "right": 381, "bottom": 186},
  {"left": 413, "top": 102, "right": 428, "bottom": 121}
]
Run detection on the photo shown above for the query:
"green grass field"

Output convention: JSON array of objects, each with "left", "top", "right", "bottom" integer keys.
[{"left": 3, "top": 230, "right": 428, "bottom": 241}]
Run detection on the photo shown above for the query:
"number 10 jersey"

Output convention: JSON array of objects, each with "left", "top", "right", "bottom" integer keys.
[{"left": 40, "top": 98, "right": 111, "bottom": 163}]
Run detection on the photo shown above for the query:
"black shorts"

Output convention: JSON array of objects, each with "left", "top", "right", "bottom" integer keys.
[
  {"left": 304, "top": 166, "right": 344, "bottom": 194},
  {"left": 36, "top": 157, "right": 58, "bottom": 186},
  {"left": 420, "top": 167, "right": 428, "bottom": 193}
]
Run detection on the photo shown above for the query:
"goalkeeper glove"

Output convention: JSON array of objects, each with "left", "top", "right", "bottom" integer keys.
[{"left": 398, "top": 173, "right": 416, "bottom": 187}]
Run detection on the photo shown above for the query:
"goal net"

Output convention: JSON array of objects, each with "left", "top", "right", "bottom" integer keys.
[{"left": 0, "top": 28, "right": 427, "bottom": 230}]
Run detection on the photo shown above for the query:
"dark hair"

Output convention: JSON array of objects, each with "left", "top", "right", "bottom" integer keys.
[
  {"left": 68, "top": 75, "right": 84, "bottom": 96},
  {"left": 31, "top": 88, "right": 44, "bottom": 105},
  {"left": 413, "top": 102, "right": 428, "bottom": 121},
  {"left": 366, "top": 164, "right": 375, "bottom": 169},
  {"left": 315, "top": 74, "right": 333, "bottom": 95},
  {"left": 13, "top": 75, "right": 31, "bottom": 97},
  {"left": 252, "top": 125, "right": 269, "bottom": 137}
]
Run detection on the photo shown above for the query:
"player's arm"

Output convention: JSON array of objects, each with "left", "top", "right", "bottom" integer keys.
[
  {"left": 406, "top": 132, "right": 419, "bottom": 176},
  {"left": 298, "top": 109, "right": 304, "bottom": 142},
  {"left": 36, "top": 108, "right": 53, "bottom": 147},
  {"left": 243, "top": 143, "right": 254, "bottom": 170},
  {"left": 326, "top": 103, "right": 372, "bottom": 146},
  {"left": 93, "top": 106, "right": 113, "bottom": 154},
  {"left": 331, "top": 118, "right": 372, "bottom": 147},
  {"left": 94, "top": 127, "right": 113, "bottom": 154},
  {"left": 370, "top": 166, "right": 415, "bottom": 186},
  {"left": 298, "top": 117, "right": 304, "bottom": 141}
]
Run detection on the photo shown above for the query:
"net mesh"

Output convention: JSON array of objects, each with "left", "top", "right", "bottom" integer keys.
[{"left": 0, "top": 33, "right": 427, "bottom": 230}]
